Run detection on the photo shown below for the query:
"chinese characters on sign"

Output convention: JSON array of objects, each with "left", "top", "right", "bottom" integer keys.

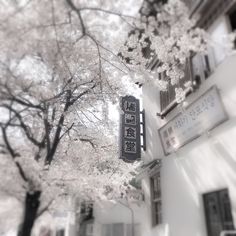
[
  {"left": 124, "top": 100, "right": 136, "bottom": 112},
  {"left": 159, "top": 86, "right": 228, "bottom": 155},
  {"left": 120, "top": 96, "right": 141, "bottom": 162},
  {"left": 124, "top": 141, "right": 137, "bottom": 153},
  {"left": 124, "top": 114, "right": 136, "bottom": 125},
  {"left": 124, "top": 127, "right": 137, "bottom": 139}
]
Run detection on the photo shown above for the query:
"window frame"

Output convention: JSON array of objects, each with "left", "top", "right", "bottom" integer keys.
[
  {"left": 102, "top": 223, "right": 140, "bottom": 236},
  {"left": 190, "top": 47, "right": 215, "bottom": 84},
  {"left": 150, "top": 171, "right": 162, "bottom": 226},
  {"left": 86, "top": 223, "right": 94, "bottom": 236},
  {"left": 197, "top": 0, "right": 235, "bottom": 29},
  {"left": 203, "top": 188, "right": 235, "bottom": 236},
  {"left": 159, "top": 58, "right": 193, "bottom": 116}
]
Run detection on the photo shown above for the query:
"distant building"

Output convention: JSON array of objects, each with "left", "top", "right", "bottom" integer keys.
[
  {"left": 77, "top": 201, "right": 94, "bottom": 236},
  {"left": 52, "top": 197, "right": 76, "bottom": 236},
  {"left": 92, "top": 199, "right": 144, "bottom": 236},
  {"left": 76, "top": 185, "right": 145, "bottom": 236}
]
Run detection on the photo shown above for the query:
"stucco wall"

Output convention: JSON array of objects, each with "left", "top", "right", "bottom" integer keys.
[{"left": 141, "top": 55, "right": 236, "bottom": 236}]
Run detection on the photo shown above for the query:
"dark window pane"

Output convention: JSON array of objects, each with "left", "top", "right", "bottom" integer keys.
[
  {"left": 151, "top": 172, "right": 162, "bottom": 226},
  {"left": 160, "top": 61, "right": 192, "bottom": 113},
  {"left": 203, "top": 189, "right": 235, "bottom": 236}
]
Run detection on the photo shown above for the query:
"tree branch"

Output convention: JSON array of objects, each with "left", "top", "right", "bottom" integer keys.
[
  {"left": 79, "top": 138, "right": 96, "bottom": 149},
  {"left": 51, "top": 0, "right": 74, "bottom": 78},
  {"left": 44, "top": 90, "right": 72, "bottom": 165},
  {"left": 79, "top": 7, "right": 138, "bottom": 20},
  {"left": 43, "top": 105, "right": 51, "bottom": 157},
  {"left": 0, "top": 104, "right": 44, "bottom": 147},
  {"left": 36, "top": 198, "right": 54, "bottom": 218},
  {"left": 59, "top": 122, "right": 74, "bottom": 141},
  {"left": 15, "top": 161, "right": 28, "bottom": 182},
  {"left": 66, "top": 0, "right": 86, "bottom": 35},
  {"left": 0, "top": 125, "right": 29, "bottom": 184},
  {"left": 1, "top": 125, "right": 18, "bottom": 158}
]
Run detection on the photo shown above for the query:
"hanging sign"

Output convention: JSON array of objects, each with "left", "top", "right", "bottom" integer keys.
[
  {"left": 119, "top": 96, "right": 141, "bottom": 162},
  {"left": 159, "top": 86, "right": 228, "bottom": 155}
]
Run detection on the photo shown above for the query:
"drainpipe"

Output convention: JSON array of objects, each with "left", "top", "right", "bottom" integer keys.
[{"left": 118, "top": 201, "right": 135, "bottom": 236}]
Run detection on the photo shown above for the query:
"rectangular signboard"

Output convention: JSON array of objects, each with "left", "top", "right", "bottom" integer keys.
[
  {"left": 159, "top": 86, "right": 228, "bottom": 155},
  {"left": 120, "top": 96, "right": 141, "bottom": 162}
]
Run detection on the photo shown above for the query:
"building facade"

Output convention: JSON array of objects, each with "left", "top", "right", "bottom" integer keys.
[
  {"left": 139, "top": 1, "right": 236, "bottom": 236},
  {"left": 77, "top": 199, "right": 145, "bottom": 236},
  {"left": 93, "top": 200, "right": 144, "bottom": 236}
]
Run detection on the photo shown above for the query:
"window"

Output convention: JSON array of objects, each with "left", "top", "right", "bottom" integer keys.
[
  {"left": 190, "top": 47, "right": 215, "bottom": 86},
  {"left": 160, "top": 59, "right": 192, "bottom": 114},
  {"left": 184, "top": 0, "right": 209, "bottom": 18},
  {"left": 203, "top": 189, "right": 235, "bottom": 236},
  {"left": 56, "top": 229, "right": 65, "bottom": 236},
  {"left": 198, "top": 0, "right": 235, "bottom": 30},
  {"left": 228, "top": 4, "right": 236, "bottom": 48},
  {"left": 160, "top": 0, "right": 236, "bottom": 117},
  {"left": 86, "top": 223, "right": 94, "bottom": 236},
  {"left": 229, "top": 4, "right": 236, "bottom": 31},
  {"left": 160, "top": 48, "right": 217, "bottom": 116},
  {"left": 102, "top": 223, "right": 140, "bottom": 236},
  {"left": 80, "top": 202, "right": 94, "bottom": 221},
  {"left": 150, "top": 172, "right": 162, "bottom": 226}
]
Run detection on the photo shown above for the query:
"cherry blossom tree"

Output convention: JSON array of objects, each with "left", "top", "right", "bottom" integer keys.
[
  {"left": 120, "top": 0, "right": 208, "bottom": 102},
  {"left": 0, "top": 134, "right": 138, "bottom": 235},
  {"left": 0, "top": 0, "right": 141, "bottom": 235}
]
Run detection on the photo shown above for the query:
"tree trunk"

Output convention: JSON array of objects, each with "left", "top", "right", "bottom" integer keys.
[{"left": 18, "top": 191, "right": 41, "bottom": 236}]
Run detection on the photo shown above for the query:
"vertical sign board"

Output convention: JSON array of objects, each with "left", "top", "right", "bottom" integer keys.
[
  {"left": 120, "top": 96, "right": 141, "bottom": 162},
  {"left": 159, "top": 86, "right": 228, "bottom": 155}
]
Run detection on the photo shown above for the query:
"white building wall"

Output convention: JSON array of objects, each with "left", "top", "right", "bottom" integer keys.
[
  {"left": 208, "top": 15, "right": 232, "bottom": 65},
  {"left": 142, "top": 83, "right": 165, "bottom": 161},
  {"left": 141, "top": 52, "right": 236, "bottom": 236}
]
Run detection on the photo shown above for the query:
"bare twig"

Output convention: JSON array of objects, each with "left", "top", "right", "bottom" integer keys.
[
  {"left": 51, "top": 0, "right": 74, "bottom": 78},
  {"left": 66, "top": 0, "right": 86, "bottom": 35},
  {"left": 79, "top": 138, "right": 96, "bottom": 149},
  {"left": 59, "top": 122, "right": 74, "bottom": 140},
  {"left": 1, "top": 125, "right": 17, "bottom": 158},
  {"left": 0, "top": 104, "right": 44, "bottom": 147},
  {"left": 79, "top": 7, "right": 138, "bottom": 20},
  {"left": 37, "top": 198, "right": 54, "bottom": 218}
]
